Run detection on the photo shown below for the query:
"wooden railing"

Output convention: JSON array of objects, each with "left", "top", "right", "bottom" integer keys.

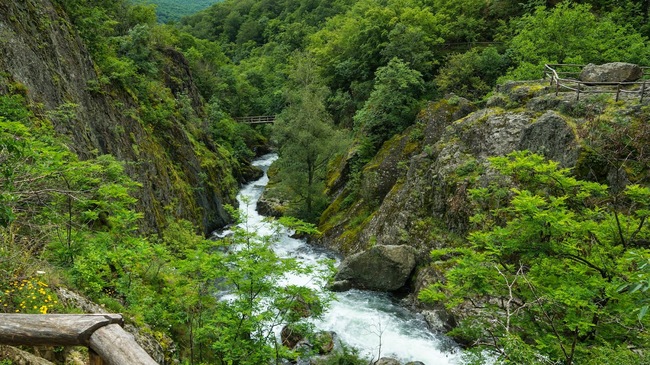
[
  {"left": 0, "top": 314, "right": 158, "bottom": 365},
  {"left": 544, "top": 63, "right": 650, "bottom": 102},
  {"left": 235, "top": 115, "right": 276, "bottom": 124}
]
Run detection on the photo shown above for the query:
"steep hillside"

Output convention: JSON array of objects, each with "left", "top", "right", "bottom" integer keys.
[
  {"left": 0, "top": 1, "right": 273, "bottom": 363},
  {"left": 318, "top": 81, "right": 650, "bottom": 362},
  {"left": 0, "top": 0, "right": 239, "bottom": 235},
  {"left": 320, "top": 81, "right": 649, "bottom": 256}
]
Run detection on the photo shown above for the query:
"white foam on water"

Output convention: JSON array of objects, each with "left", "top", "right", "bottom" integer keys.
[{"left": 230, "top": 153, "right": 463, "bottom": 365}]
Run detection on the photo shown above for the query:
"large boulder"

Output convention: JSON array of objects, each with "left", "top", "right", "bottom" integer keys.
[
  {"left": 281, "top": 325, "right": 305, "bottom": 349},
  {"left": 580, "top": 62, "right": 643, "bottom": 83},
  {"left": 334, "top": 245, "right": 417, "bottom": 291},
  {"left": 256, "top": 196, "right": 286, "bottom": 218},
  {"left": 375, "top": 358, "right": 402, "bottom": 365},
  {"left": 518, "top": 110, "right": 580, "bottom": 167}
]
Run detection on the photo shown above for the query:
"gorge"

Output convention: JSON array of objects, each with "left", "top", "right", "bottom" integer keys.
[
  {"left": 239, "top": 154, "right": 460, "bottom": 364},
  {"left": 1, "top": 0, "right": 650, "bottom": 364}
]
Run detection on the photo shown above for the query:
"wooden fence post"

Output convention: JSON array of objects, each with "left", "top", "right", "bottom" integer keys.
[
  {"left": 89, "top": 349, "right": 105, "bottom": 365},
  {"left": 641, "top": 80, "right": 646, "bottom": 103},
  {"left": 88, "top": 324, "right": 158, "bottom": 365}
]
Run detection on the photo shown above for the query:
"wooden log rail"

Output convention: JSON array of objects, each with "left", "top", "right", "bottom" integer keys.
[
  {"left": 0, "top": 314, "right": 158, "bottom": 365},
  {"left": 544, "top": 63, "right": 650, "bottom": 102}
]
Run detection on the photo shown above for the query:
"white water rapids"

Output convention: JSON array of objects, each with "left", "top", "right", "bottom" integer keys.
[{"left": 227, "top": 153, "right": 462, "bottom": 365}]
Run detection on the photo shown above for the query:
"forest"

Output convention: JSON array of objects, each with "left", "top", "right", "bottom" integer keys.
[
  {"left": 138, "top": 0, "right": 223, "bottom": 23},
  {"left": 1, "top": 0, "right": 650, "bottom": 364}
]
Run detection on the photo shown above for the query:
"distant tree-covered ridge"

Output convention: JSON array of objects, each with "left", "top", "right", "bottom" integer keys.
[{"left": 136, "top": 0, "right": 223, "bottom": 22}]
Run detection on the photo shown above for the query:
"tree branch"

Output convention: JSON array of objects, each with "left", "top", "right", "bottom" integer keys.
[{"left": 560, "top": 253, "right": 609, "bottom": 280}]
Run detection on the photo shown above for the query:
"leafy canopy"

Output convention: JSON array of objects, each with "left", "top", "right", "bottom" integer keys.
[
  {"left": 273, "top": 53, "right": 351, "bottom": 221},
  {"left": 196, "top": 204, "right": 332, "bottom": 364},
  {"left": 353, "top": 57, "right": 423, "bottom": 151},
  {"left": 504, "top": 2, "right": 650, "bottom": 80},
  {"left": 421, "top": 151, "right": 650, "bottom": 364}
]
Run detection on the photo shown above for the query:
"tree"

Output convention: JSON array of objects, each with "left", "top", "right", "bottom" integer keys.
[
  {"left": 196, "top": 205, "right": 331, "bottom": 364},
  {"left": 503, "top": 2, "right": 650, "bottom": 80},
  {"left": 309, "top": 0, "right": 447, "bottom": 99},
  {"left": 353, "top": 57, "right": 423, "bottom": 151},
  {"left": 420, "top": 151, "right": 650, "bottom": 364},
  {"left": 273, "top": 53, "right": 350, "bottom": 221},
  {"left": 0, "top": 93, "right": 149, "bottom": 316},
  {"left": 434, "top": 47, "right": 509, "bottom": 100}
]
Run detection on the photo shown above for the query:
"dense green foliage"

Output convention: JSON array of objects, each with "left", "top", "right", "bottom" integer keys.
[
  {"left": 2, "top": 0, "right": 320, "bottom": 363},
  {"left": 180, "top": 0, "right": 650, "bottom": 116},
  {"left": 0, "top": 92, "right": 329, "bottom": 363},
  {"left": 420, "top": 152, "right": 650, "bottom": 364},
  {"left": 435, "top": 47, "right": 509, "bottom": 99},
  {"left": 175, "top": 207, "right": 331, "bottom": 364},
  {"left": 504, "top": 2, "right": 650, "bottom": 80},
  {"left": 272, "top": 54, "right": 351, "bottom": 221},
  {"left": 177, "top": 3, "right": 650, "bottom": 361},
  {"left": 139, "top": 0, "right": 223, "bottom": 23},
  {"left": 57, "top": 0, "right": 267, "bottom": 155},
  {"left": 0, "top": 93, "right": 143, "bottom": 310},
  {"left": 6, "top": 0, "right": 650, "bottom": 362},
  {"left": 353, "top": 58, "right": 423, "bottom": 151}
]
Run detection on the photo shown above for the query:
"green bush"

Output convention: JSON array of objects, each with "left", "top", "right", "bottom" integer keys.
[
  {"left": 503, "top": 3, "right": 650, "bottom": 81},
  {"left": 435, "top": 46, "right": 509, "bottom": 100}
]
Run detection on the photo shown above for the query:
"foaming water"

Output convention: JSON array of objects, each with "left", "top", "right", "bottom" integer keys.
[{"left": 230, "top": 153, "right": 462, "bottom": 365}]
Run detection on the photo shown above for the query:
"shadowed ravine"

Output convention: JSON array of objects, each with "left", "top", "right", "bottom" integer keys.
[{"left": 227, "top": 153, "right": 461, "bottom": 364}]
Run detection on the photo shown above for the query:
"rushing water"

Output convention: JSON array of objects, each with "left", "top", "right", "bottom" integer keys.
[{"left": 230, "top": 154, "right": 461, "bottom": 365}]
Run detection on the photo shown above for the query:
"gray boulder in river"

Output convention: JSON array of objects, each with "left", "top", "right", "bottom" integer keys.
[
  {"left": 333, "top": 244, "right": 417, "bottom": 291},
  {"left": 375, "top": 358, "right": 402, "bottom": 365}
]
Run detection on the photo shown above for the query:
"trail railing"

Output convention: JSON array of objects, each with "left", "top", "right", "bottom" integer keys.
[
  {"left": 544, "top": 64, "right": 650, "bottom": 102},
  {"left": 235, "top": 115, "right": 276, "bottom": 124},
  {"left": 0, "top": 314, "right": 158, "bottom": 365}
]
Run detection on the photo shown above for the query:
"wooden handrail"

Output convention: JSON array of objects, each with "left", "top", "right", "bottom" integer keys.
[
  {"left": 544, "top": 63, "right": 650, "bottom": 101},
  {"left": 0, "top": 314, "right": 158, "bottom": 365},
  {"left": 235, "top": 115, "right": 276, "bottom": 124}
]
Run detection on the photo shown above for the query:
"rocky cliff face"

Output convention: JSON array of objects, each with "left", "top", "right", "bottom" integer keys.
[
  {"left": 0, "top": 0, "right": 238, "bottom": 234},
  {"left": 319, "top": 81, "right": 642, "bottom": 295}
]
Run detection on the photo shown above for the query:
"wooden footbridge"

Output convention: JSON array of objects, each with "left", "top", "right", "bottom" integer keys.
[{"left": 235, "top": 115, "right": 276, "bottom": 124}]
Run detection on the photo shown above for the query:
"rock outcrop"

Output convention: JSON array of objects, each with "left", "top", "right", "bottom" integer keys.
[
  {"left": 318, "top": 80, "right": 642, "bottom": 335},
  {"left": 334, "top": 245, "right": 417, "bottom": 291},
  {"left": 256, "top": 196, "right": 286, "bottom": 218},
  {"left": 375, "top": 358, "right": 402, "bottom": 365},
  {"left": 320, "top": 83, "right": 584, "bottom": 258},
  {"left": 580, "top": 62, "right": 643, "bottom": 83},
  {"left": 0, "top": 346, "right": 55, "bottom": 365}
]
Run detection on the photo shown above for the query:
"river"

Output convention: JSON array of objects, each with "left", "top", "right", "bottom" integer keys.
[{"left": 231, "top": 153, "right": 461, "bottom": 365}]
